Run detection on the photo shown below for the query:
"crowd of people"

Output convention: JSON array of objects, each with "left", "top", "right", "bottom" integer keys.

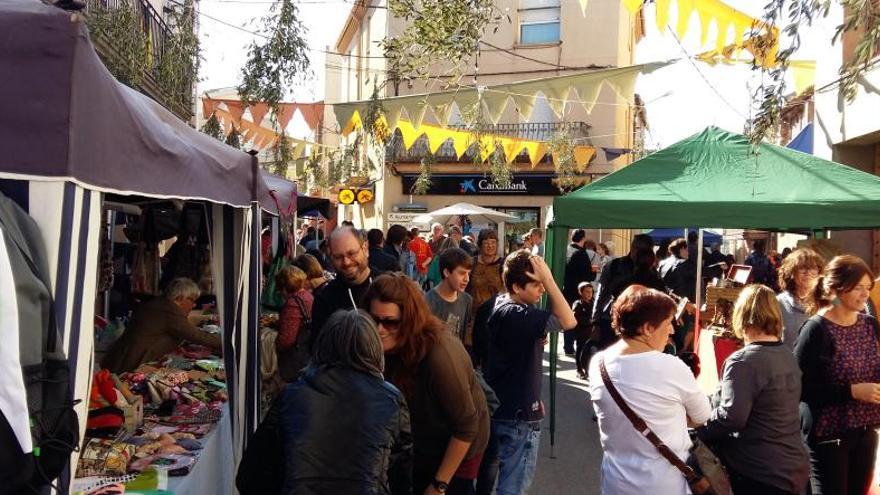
[
  {"left": 239, "top": 221, "right": 575, "bottom": 495},
  {"left": 240, "top": 219, "right": 880, "bottom": 495},
  {"left": 581, "top": 232, "right": 880, "bottom": 495}
]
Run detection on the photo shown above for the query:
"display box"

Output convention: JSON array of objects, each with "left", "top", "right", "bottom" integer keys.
[{"left": 122, "top": 395, "right": 144, "bottom": 432}]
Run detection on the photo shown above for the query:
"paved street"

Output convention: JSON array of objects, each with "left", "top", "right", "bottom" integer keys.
[{"left": 532, "top": 346, "right": 603, "bottom": 494}]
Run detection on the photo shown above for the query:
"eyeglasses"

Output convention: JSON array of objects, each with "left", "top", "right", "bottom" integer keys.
[
  {"left": 371, "top": 315, "right": 402, "bottom": 330},
  {"left": 331, "top": 249, "right": 362, "bottom": 263},
  {"left": 797, "top": 269, "right": 820, "bottom": 277}
]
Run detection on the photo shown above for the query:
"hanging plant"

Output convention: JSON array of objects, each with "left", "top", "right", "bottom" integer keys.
[
  {"left": 487, "top": 145, "right": 513, "bottom": 188},
  {"left": 304, "top": 152, "right": 328, "bottom": 190},
  {"left": 271, "top": 133, "right": 295, "bottom": 176},
  {"left": 237, "top": 0, "right": 310, "bottom": 114},
  {"left": 548, "top": 127, "right": 579, "bottom": 193},
  {"left": 225, "top": 126, "right": 243, "bottom": 149},
  {"left": 747, "top": 0, "right": 880, "bottom": 144},
  {"left": 156, "top": 0, "right": 201, "bottom": 109},
  {"left": 379, "top": 0, "right": 506, "bottom": 81},
  {"left": 85, "top": 1, "right": 148, "bottom": 88},
  {"left": 412, "top": 153, "right": 435, "bottom": 195},
  {"left": 200, "top": 112, "right": 224, "bottom": 141}
]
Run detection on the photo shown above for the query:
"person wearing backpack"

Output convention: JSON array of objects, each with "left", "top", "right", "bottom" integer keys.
[{"left": 276, "top": 265, "right": 314, "bottom": 382}]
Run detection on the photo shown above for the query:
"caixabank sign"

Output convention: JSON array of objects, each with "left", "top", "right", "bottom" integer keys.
[{"left": 401, "top": 174, "right": 562, "bottom": 196}]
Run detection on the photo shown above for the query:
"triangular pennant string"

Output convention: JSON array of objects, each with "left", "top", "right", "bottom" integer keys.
[
  {"left": 298, "top": 103, "right": 324, "bottom": 131},
  {"left": 248, "top": 103, "right": 270, "bottom": 128},
  {"left": 483, "top": 91, "right": 511, "bottom": 125},
  {"left": 675, "top": 0, "right": 696, "bottom": 40},
  {"left": 574, "top": 146, "right": 597, "bottom": 170},
  {"left": 578, "top": 0, "right": 588, "bottom": 15},
  {"left": 277, "top": 103, "right": 298, "bottom": 130},
  {"left": 202, "top": 99, "right": 219, "bottom": 119},
  {"left": 510, "top": 93, "right": 537, "bottom": 121},
  {"left": 224, "top": 101, "right": 246, "bottom": 124}
]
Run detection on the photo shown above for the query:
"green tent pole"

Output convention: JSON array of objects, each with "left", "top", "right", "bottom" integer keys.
[{"left": 545, "top": 223, "right": 569, "bottom": 459}]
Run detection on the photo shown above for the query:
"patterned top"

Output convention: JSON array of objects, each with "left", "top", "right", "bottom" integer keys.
[{"left": 813, "top": 314, "right": 880, "bottom": 439}]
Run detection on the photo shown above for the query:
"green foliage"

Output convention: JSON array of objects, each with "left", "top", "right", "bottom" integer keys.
[
  {"left": 835, "top": 0, "right": 880, "bottom": 101},
  {"left": 380, "top": 0, "right": 506, "bottom": 81},
  {"left": 200, "top": 113, "right": 224, "bottom": 141},
  {"left": 157, "top": 0, "right": 201, "bottom": 109},
  {"left": 412, "top": 153, "right": 435, "bottom": 195},
  {"left": 272, "top": 133, "right": 294, "bottom": 176},
  {"left": 747, "top": 0, "right": 880, "bottom": 144},
  {"left": 548, "top": 128, "right": 579, "bottom": 193},
  {"left": 85, "top": 1, "right": 148, "bottom": 88},
  {"left": 304, "top": 152, "right": 328, "bottom": 190},
  {"left": 460, "top": 97, "right": 514, "bottom": 187},
  {"left": 225, "top": 126, "right": 243, "bottom": 149},
  {"left": 237, "top": 0, "right": 311, "bottom": 120}
]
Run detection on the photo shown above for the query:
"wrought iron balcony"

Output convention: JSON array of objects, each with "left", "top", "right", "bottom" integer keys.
[
  {"left": 85, "top": 0, "right": 195, "bottom": 121},
  {"left": 385, "top": 121, "right": 592, "bottom": 163}
]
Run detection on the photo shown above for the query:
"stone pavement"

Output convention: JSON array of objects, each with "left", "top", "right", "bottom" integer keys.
[{"left": 531, "top": 348, "right": 603, "bottom": 494}]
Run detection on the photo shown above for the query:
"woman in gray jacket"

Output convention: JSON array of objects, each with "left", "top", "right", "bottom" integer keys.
[
  {"left": 698, "top": 284, "right": 810, "bottom": 494},
  {"left": 776, "top": 248, "right": 825, "bottom": 349}
]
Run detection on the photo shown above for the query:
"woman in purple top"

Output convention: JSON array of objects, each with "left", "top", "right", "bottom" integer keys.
[{"left": 795, "top": 255, "right": 880, "bottom": 495}]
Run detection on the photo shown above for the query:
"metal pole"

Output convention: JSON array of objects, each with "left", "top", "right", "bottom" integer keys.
[{"left": 695, "top": 229, "right": 705, "bottom": 335}]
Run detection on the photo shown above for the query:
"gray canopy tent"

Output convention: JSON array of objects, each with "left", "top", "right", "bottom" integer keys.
[
  {"left": 545, "top": 126, "right": 880, "bottom": 452},
  {"left": 0, "top": 0, "right": 269, "bottom": 489}
]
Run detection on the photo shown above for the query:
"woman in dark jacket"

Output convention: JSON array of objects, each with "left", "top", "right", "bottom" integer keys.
[
  {"left": 698, "top": 284, "right": 810, "bottom": 494},
  {"left": 366, "top": 273, "right": 490, "bottom": 495},
  {"left": 237, "top": 310, "right": 413, "bottom": 495},
  {"left": 795, "top": 255, "right": 880, "bottom": 495}
]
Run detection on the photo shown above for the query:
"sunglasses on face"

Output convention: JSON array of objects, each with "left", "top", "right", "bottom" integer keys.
[{"left": 371, "top": 315, "right": 402, "bottom": 330}]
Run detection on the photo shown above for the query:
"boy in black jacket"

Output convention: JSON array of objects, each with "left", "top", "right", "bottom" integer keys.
[{"left": 571, "top": 282, "right": 595, "bottom": 379}]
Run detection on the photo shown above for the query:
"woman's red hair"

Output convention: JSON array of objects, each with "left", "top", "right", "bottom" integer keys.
[{"left": 365, "top": 273, "right": 443, "bottom": 391}]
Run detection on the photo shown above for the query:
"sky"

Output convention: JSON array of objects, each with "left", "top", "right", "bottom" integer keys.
[{"left": 196, "top": 0, "right": 828, "bottom": 146}]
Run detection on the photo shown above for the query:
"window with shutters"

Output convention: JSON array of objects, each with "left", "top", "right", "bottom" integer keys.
[{"left": 519, "top": 0, "right": 561, "bottom": 45}]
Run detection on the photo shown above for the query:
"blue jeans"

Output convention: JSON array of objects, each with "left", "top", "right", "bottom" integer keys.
[{"left": 492, "top": 419, "right": 541, "bottom": 495}]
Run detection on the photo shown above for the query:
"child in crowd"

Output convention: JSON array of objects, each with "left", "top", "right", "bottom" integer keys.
[
  {"left": 572, "top": 282, "right": 594, "bottom": 380},
  {"left": 425, "top": 248, "right": 473, "bottom": 341}
]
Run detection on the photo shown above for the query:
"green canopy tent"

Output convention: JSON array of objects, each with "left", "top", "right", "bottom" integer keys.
[{"left": 544, "top": 126, "right": 880, "bottom": 453}]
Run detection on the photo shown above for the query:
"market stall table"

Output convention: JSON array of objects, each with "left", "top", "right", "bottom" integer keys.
[{"left": 166, "top": 403, "right": 233, "bottom": 495}]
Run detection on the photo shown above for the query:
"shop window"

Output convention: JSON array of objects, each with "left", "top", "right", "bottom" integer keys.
[{"left": 519, "top": 0, "right": 561, "bottom": 45}]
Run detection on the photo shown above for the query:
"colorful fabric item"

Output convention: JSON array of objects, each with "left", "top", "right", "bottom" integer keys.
[
  {"left": 76, "top": 438, "right": 136, "bottom": 477},
  {"left": 813, "top": 314, "right": 880, "bottom": 439}
]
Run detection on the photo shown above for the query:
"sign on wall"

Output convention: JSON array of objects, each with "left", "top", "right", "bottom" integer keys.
[{"left": 401, "top": 174, "right": 563, "bottom": 196}]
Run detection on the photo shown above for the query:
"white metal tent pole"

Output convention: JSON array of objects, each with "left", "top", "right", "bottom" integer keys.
[
  {"left": 695, "top": 229, "right": 704, "bottom": 333},
  {"left": 498, "top": 221, "right": 506, "bottom": 255}
]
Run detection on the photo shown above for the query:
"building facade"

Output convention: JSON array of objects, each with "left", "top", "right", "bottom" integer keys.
[
  {"left": 323, "top": 0, "right": 643, "bottom": 252},
  {"left": 813, "top": 4, "right": 880, "bottom": 272}
]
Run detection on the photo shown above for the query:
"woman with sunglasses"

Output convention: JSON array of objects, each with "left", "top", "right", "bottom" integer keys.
[{"left": 366, "top": 273, "right": 490, "bottom": 495}]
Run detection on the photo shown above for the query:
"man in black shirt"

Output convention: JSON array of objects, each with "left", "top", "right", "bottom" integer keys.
[{"left": 309, "top": 227, "right": 375, "bottom": 348}]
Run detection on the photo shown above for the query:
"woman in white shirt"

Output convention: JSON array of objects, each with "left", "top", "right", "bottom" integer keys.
[{"left": 588, "top": 285, "right": 711, "bottom": 494}]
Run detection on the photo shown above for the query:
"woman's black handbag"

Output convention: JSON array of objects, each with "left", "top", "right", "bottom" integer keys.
[{"left": 598, "top": 358, "right": 731, "bottom": 495}]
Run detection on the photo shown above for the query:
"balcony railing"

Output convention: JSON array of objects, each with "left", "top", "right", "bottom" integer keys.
[
  {"left": 386, "top": 121, "right": 592, "bottom": 163},
  {"left": 85, "top": 0, "right": 194, "bottom": 120}
]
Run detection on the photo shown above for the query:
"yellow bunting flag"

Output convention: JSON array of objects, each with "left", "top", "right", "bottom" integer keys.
[
  {"left": 332, "top": 62, "right": 671, "bottom": 133},
  {"left": 620, "top": 0, "right": 778, "bottom": 67}
]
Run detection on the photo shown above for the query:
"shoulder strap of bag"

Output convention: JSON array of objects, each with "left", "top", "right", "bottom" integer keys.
[
  {"left": 291, "top": 294, "right": 312, "bottom": 342},
  {"left": 598, "top": 358, "right": 700, "bottom": 483}
]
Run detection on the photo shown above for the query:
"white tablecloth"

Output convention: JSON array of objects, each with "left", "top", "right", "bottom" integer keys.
[{"left": 166, "top": 404, "right": 233, "bottom": 495}]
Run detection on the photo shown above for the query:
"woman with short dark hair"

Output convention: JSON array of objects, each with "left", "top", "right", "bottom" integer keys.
[
  {"left": 237, "top": 310, "right": 413, "bottom": 495},
  {"left": 588, "top": 285, "right": 711, "bottom": 494},
  {"left": 796, "top": 255, "right": 880, "bottom": 495},
  {"left": 699, "top": 285, "right": 810, "bottom": 494}
]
